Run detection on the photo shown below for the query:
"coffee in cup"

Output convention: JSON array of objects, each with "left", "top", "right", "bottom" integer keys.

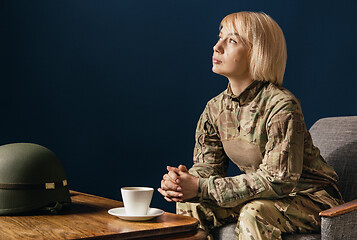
[{"left": 121, "top": 187, "right": 154, "bottom": 215}]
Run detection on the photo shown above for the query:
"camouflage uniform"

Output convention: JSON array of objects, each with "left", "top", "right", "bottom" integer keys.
[{"left": 177, "top": 80, "right": 343, "bottom": 240}]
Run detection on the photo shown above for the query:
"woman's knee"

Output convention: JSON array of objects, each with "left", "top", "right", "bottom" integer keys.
[
  {"left": 237, "top": 200, "right": 284, "bottom": 239},
  {"left": 239, "top": 200, "right": 267, "bottom": 221},
  {"left": 176, "top": 202, "right": 198, "bottom": 216}
]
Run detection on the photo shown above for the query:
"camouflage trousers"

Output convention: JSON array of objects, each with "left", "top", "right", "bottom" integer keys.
[{"left": 177, "top": 195, "right": 323, "bottom": 240}]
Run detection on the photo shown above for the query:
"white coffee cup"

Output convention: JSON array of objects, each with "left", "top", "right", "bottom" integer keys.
[{"left": 121, "top": 187, "right": 154, "bottom": 216}]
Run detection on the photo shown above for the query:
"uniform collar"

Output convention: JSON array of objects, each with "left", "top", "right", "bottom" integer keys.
[{"left": 225, "top": 80, "right": 268, "bottom": 105}]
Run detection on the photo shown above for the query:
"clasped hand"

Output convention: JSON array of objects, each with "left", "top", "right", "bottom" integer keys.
[{"left": 158, "top": 165, "right": 199, "bottom": 202}]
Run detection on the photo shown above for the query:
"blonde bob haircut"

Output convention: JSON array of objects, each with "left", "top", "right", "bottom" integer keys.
[{"left": 220, "top": 12, "right": 287, "bottom": 85}]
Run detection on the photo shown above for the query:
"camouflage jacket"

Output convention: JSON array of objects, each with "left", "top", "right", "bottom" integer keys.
[{"left": 189, "top": 80, "right": 343, "bottom": 208}]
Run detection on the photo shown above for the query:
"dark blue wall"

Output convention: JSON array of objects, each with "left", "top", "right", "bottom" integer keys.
[{"left": 1, "top": 0, "right": 356, "bottom": 213}]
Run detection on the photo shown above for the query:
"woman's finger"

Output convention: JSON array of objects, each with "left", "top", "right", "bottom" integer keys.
[
  {"left": 167, "top": 166, "right": 180, "bottom": 175},
  {"left": 164, "top": 196, "right": 173, "bottom": 202},
  {"left": 158, "top": 187, "right": 182, "bottom": 198},
  {"left": 158, "top": 188, "right": 183, "bottom": 202},
  {"left": 158, "top": 188, "right": 169, "bottom": 197},
  {"left": 165, "top": 190, "right": 183, "bottom": 198},
  {"left": 169, "top": 197, "right": 183, "bottom": 202},
  {"left": 163, "top": 178, "right": 181, "bottom": 191},
  {"left": 163, "top": 173, "right": 177, "bottom": 183},
  {"left": 178, "top": 165, "right": 188, "bottom": 172},
  {"left": 168, "top": 170, "right": 180, "bottom": 183},
  {"left": 161, "top": 180, "right": 168, "bottom": 190},
  {"left": 158, "top": 188, "right": 182, "bottom": 202}
]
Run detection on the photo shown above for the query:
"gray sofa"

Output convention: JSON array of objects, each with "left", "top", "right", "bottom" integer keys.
[{"left": 213, "top": 116, "right": 357, "bottom": 240}]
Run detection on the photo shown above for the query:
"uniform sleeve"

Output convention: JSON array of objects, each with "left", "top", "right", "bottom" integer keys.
[
  {"left": 188, "top": 105, "right": 229, "bottom": 179},
  {"left": 196, "top": 100, "right": 306, "bottom": 208}
]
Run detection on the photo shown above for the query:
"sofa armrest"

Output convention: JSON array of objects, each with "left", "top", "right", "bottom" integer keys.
[
  {"left": 319, "top": 199, "right": 357, "bottom": 240},
  {"left": 319, "top": 199, "right": 357, "bottom": 217}
]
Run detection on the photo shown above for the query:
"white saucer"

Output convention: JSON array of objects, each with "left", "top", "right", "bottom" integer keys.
[{"left": 108, "top": 207, "right": 164, "bottom": 221}]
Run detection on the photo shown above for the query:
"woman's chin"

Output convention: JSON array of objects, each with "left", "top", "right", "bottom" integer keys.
[
  {"left": 212, "top": 66, "right": 221, "bottom": 74},
  {"left": 212, "top": 68, "right": 227, "bottom": 77}
]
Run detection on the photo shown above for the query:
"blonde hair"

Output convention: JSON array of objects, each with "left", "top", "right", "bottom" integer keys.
[{"left": 220, "top": 12, "right": 287, "bottom": 85}]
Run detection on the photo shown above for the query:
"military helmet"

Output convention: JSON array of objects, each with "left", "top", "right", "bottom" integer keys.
[{"left": 0, "top": 143, "right": 71, "bottom": 215}]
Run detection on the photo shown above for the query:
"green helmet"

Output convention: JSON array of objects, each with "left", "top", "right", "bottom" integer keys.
[{"left": 0, "top": 143, "right": 71, "bottom": 215}]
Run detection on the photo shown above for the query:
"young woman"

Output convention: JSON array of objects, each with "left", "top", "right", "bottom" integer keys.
[{"left": 158, "top": 11, "right": 343, "bottom": 240}]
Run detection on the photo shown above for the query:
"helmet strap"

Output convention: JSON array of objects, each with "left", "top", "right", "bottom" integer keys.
[{"left": 43, "top": 202, "right": 63, "bottom": 214}]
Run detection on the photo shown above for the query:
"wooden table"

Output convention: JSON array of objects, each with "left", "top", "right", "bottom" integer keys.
[{"left": 0, "top": 190, "right": 207, "bottom": 239}]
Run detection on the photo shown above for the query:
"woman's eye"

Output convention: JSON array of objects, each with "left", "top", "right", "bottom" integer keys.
[{"left": 229, "top": 38, "right": 237, "bottom": 43}]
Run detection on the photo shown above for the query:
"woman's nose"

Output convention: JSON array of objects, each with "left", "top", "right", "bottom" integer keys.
[{"left": 213, "top": 41, "right": 223, "bottom": 53}]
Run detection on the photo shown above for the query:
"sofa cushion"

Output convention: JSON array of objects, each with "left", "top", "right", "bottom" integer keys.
[
  {"left": 309, "top": 116, "right": 357, "bottom": 202},
  {"left": 212, "top": 223, "right": 321, "bottom": 239}
]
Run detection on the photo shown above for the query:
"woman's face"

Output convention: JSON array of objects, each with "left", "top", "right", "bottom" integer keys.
[{"left": 212, "top": 26, "right": 250, "bottom": 81}]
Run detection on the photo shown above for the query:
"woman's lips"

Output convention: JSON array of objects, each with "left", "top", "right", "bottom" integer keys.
[{"left": 212, "top": 57, "right": 222, "bottom": 64}]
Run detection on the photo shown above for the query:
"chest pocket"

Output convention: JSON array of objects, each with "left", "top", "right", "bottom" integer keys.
[
  {"left": 222, "top": 139, "right": 263, "bottom": 173},
  {"left": 217, "top": 105, "right": 240, "bottom": 141}
]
